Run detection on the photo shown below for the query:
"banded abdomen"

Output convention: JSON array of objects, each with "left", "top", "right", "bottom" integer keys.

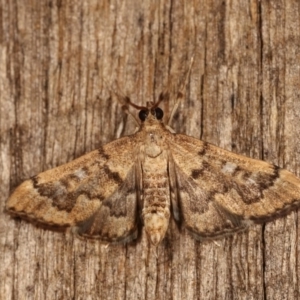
[{"left": 142, "top": 154, "right": 170, "bottom": 245}]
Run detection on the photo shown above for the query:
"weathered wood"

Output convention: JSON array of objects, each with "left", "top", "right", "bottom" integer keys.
[{"left": 1, "top": 0, "right": 300, "bottom": 299}]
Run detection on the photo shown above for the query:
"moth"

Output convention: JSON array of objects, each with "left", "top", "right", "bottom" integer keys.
[{"left": 6, "top": 94, "right": 300, "bottom": 246}]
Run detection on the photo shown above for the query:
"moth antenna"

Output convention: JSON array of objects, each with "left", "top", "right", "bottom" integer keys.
[
  {"left": 152, "top": 92, "right": 170, "bottom": 109},
  {"left": 168, "top": 56, "right": 194, "bottom": 126},
  {"left": 167, "top": 91, "right": 184, "bottom": 126},
  {"left": 119, "top": 98, "right": 141, "bottom": 126},
  {"left": 109, "top": 84, "right": 143, "bottom": 125}
]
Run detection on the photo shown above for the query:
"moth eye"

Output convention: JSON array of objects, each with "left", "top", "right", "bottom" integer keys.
[
  {"left": 139, "top": 109, "right": 149, "bottom": 121},
  {"left": 155, "top": 107, "right": 164, "bottom": 120}
]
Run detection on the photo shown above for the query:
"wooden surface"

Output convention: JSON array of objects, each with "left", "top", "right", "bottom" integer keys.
[{"left": 1, "top": 0, "right": 300, "bottom": 299}]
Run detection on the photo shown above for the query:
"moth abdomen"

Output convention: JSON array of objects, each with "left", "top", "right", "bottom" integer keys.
[{"left": 141, "top": 159, "right": 171, "bottom": 245}]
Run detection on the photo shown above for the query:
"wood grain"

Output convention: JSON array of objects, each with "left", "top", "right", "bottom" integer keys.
[{"left": 1, "top": 0, "right": 300, "bottom": 299}]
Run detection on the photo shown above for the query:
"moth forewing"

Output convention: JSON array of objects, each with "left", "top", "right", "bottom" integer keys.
[
  {"left": 6, "top": 136, "right": 139, "bottom": 239},
  {"left": 166, "top": 134, "right": 300, "bottom": 239}
]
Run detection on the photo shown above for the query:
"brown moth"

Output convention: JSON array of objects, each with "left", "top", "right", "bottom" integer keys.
[{"left": 6, "top": 95, "right": 300, "bottom": 246}]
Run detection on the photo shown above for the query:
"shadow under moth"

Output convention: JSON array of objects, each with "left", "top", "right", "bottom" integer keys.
[{"left": 6, "top": 94, "right": 300, "bottom": 246}]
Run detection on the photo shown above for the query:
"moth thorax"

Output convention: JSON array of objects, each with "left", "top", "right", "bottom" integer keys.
[
  {"left": 144, "top": 131, "right": 164, "bottom": 158},
  {"left": 143, "top": 210, "right": 170, "bottom": 246}
]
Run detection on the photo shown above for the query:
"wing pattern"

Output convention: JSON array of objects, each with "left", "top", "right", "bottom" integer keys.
[
  {"left": 7, "top": 121, "right": 300, "bottom": 244},
  {"left": 7, "top": 136, "right": 139, "bottom": 243},
  {"left": 168, "top": 134, "right": 300, "bottom": 239}
]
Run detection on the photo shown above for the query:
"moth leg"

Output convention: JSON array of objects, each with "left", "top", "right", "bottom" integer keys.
[
  {"left": 165, "top": 125, "right": 176, "bottom": 133},
  {"left": 168, "top": 56, "right": 194, "bottom": 125}
]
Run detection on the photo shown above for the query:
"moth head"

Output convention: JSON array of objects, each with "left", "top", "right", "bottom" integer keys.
[
  {"left": 121, "top": 93, "right": 167, "bottom": 124},
  {"left": 138, "top": 106, "right": 164, "bottom": 122}
]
